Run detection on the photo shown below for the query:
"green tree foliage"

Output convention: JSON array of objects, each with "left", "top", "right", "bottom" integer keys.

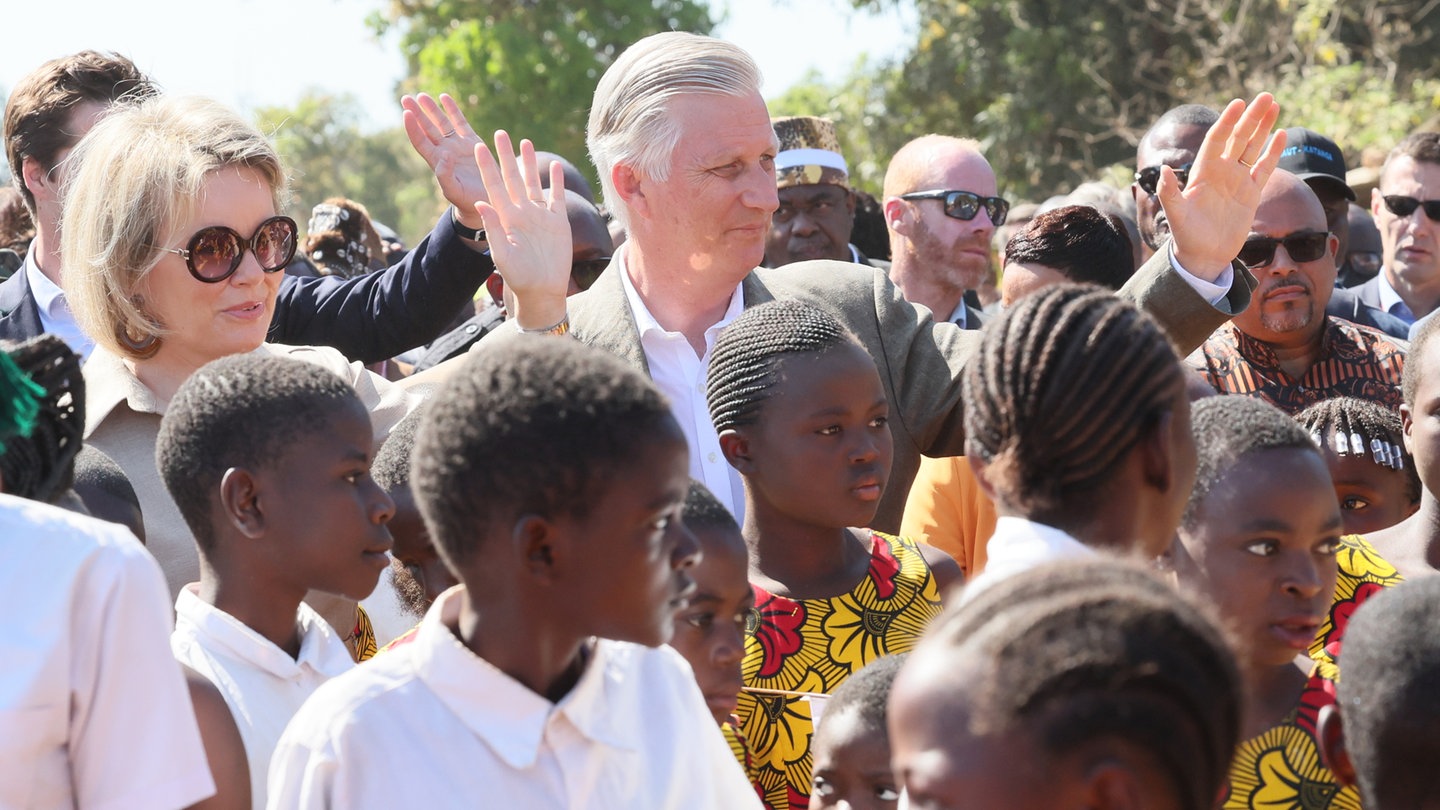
[
  {"left": 254, "top": 92, "right": 447, "bottom": 246},
  {"left": 370, "top": 0, "right": 716, "bottom": 188},
  {"left": 802, "top": 0, "right": 1440, "bottom": 202}
]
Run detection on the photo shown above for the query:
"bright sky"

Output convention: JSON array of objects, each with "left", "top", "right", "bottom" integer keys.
[{"left": 0, "top": 0, "right": 916, "bottom": 139}]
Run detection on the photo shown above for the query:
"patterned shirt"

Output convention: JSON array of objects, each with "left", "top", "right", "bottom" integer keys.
[
  {"left": 1196, "top": 318, "right": 1406, "bottom": 414},
  {"left": 737, "top": 532, "right": 943, "bottom": 810},
  {"left": 1223, "top": 536, "right": 1401, "bottom": 809}
]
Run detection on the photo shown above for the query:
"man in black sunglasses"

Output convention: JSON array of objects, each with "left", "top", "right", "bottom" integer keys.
[
  {"left": 1191, "top": 171, "right": 1406, "bottom": 414},
  {"left": 1354, "top": 132, "right": 1440, "bottom": 327},
  {"left": 882, "top": 135, "right": 1000, "bottom": 330},
  {"left": 1133, "top": 105, "right": 1218, "bottom": 260}
]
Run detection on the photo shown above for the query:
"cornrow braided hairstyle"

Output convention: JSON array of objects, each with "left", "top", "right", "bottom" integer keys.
[
  {"left": 0, "top": 335, "right": 85, "bottom": 502},
  {"left": 1184, "top": 396, "right": 1320, "bottom": 528},
  {"left": 963, "top": 283, "right": 1182, "bottom": 516},
  {"left": 706, "top": 299, "right": 860, "bottom": 433},
  {"left": 908, "top": 559, "right": 1240, "bottom": 810},
  {"left": 683, "top": 480, "right": 740, "bottom": 535},
  {"left": 1296, "top": 397, "right": 1419, "bottom": 504}
]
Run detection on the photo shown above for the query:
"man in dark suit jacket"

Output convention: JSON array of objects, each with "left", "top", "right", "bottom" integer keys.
[
  {"left": 1, "top": 50, "right": 492, "bottom": 363},
  {"left": 472, "top": 33, "right": 1284, "bottom": 533}
]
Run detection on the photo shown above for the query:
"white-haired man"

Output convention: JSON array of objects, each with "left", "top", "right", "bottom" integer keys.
[{"left": 486, "top": 33, "right": 1281, "bottom": 537}]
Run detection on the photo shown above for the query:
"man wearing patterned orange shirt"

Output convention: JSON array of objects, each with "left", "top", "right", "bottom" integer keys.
[{"left": 1192, "top": 171, "right": 1406, "bottom": 414}]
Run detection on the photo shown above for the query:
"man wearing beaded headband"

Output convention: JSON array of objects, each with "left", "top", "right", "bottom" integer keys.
[
  {"left": 1191, "top": 170, "right": 1406, "bottom": 414},
  {"left": 764, "top": 116, "right": 876, "bottom": 268}
]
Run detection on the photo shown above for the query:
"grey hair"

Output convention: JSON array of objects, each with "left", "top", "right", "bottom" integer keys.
[{"left": 587, "top": 32, "right": 762, "bottom": 230}]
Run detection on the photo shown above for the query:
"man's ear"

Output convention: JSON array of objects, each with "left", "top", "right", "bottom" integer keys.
[
  {"left": 219, "top": 467, "right": 265, "bottom": 539},
  {"left": 612, "top": 163, "right": 647, "bottom": 220},
  {"left": 1317, "top": 704, "right": 1358, "bottom": 788},
  {"left": 20, "top": 156, "right": 53, "bottom": 203},
  {"left": 512, "top": 514, "right": 561, "bottom": 582},
  {"left": 1371, "top": 186, "right": 1384, "bottom": 219},
  {"left": 719, "top": 428, "right": 755, "bottom": 475},
  {"left": 883, "top": 197, "right": 909, "bottom": 236}
]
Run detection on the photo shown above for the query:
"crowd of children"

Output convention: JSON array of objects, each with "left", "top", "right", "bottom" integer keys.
[{"left": 5, "top": 29, "right": 1440, "bottom": 810}]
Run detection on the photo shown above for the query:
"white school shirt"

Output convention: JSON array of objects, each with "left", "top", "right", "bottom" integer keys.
[
  {"left": 962, "top": 516, "right": 1098, "bottom": 601},
  {"left": 617, "top": 246, "right": 749, "bottom": 523},
  {"left": 172, "top": 585, "right": 355, "bottom": 810},
  {"left": 0, "top": 494, "right": 215, "bottom": 810},
  {"left": 267, "top": 586, "right": 763, "bottom": 810}
]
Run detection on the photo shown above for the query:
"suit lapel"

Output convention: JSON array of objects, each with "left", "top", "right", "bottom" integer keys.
[{"left": 568, "top": 263, "right": 649, "bottom": 374}]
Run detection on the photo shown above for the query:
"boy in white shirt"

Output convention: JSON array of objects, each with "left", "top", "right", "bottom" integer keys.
[
  {"left": 269, "top": 339, "right": 761, "bottom": 809},
  {"left": 0, "top": 346, "right": 214, "bottom": 809},
  {"left": 156, "top": 354, "right": 396, "bottom": 810}
]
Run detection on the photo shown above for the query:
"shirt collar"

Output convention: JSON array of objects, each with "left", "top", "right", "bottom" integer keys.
[
  {"left": 24, "top": 251, "right": 66, "bottom": 317},
  {"left": 1376, "top": 271, "right": 1415, "bottom": 320},
  {"left": 174, "top": 584, "right": 355, "bottom": 681},
  {"left": 984, "top": 516, "right": 1096, "bottom": 572},
  {"left": 616, "top": 244, "right": 745, "bottom": 348},
  {"left": 82, "top": 345, "right": 165, "bottom": 439},
  {"left": 945, "top": 301, "right": 969, "bottom": 329},
  {"left": 412, "top": 587, "right": 639, "bottom": 770}
]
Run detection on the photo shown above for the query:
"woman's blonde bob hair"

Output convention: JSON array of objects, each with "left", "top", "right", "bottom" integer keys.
[{"left": 63, "top": 95, "right": 287, "bottom": 360}]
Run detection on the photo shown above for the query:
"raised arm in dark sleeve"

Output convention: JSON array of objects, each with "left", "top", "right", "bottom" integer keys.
[{"left": 268, "top": 211, "right": 493, "bottom": 364}]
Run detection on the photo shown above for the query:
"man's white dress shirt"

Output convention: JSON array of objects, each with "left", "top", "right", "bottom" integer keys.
[{"left": 25, "top": 252, "right": 93, "bottom": 358}]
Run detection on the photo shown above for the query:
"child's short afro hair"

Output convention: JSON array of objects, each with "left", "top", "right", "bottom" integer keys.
[
  {"left": 412, "top": 337, "right": 678, "bottom": 568},
  {"left": 156, "top": 353, "right": 361, "bottom": 551}
]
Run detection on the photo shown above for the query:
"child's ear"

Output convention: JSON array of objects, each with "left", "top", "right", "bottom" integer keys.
[
  {"left": 1317, "top": 704, "right": 1358, "bottom": 788},
  {"left": 719, "top": 428, "right": 755, "bottom": 475},
  {"left": 219, "top": 467, "right": 265, "bottom": 539},
  {"left": 512, "top": 514, "right": 560, "bottom": 582},
  {"left": 1401, "top": 403, "right": 1415, "bottom": 455},
  {"left": 1138, "top": 408, "right": 1176, "bottom": 493}
]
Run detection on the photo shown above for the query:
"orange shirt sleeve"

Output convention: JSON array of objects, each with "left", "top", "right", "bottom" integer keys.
[{"left": 899, "top": 455, "right": 998, "bottom": 579}]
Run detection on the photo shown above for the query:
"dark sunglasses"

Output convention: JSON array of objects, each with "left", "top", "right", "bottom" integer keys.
[
  {"left": 1134, "top": 162, "right": 1193, "bottom": 196},
  {"left": 1236, "top": 231, "right": 1330, "bottom": 269},
  {"left": 898, "top": 189, "right": 1010, "bottom": 226},
  {"left": 570, "top": 257, "right": 611, "bottom": 292},
  {"left": 1382, "top": 195, "right": 1440, "bottom": 221},
  {"left": 154, "top": 216, "right": 298, "bottom": 283}
]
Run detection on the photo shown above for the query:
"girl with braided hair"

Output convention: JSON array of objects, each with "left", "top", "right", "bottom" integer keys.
[
  {"left": 1296, "top": 396, "right": 1419, "bottom": 536},
  {"left": 961, "top": 282, "right": 1196, "bottom": 595},
  {"left": 706, "top": 298, "right": 960, "bottom": 810}
]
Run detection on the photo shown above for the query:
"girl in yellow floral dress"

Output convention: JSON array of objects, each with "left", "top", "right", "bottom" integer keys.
[
  {"left": 1173, "top": 396, "right": 1399, "bottom": 810},
  {"left": 704, "top": 301, "right": 962, "bottom": 810}
]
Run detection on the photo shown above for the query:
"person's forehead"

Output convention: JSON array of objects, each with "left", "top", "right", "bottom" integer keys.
[
  {"left": 1139, "top": 123, "right": 1209, "bottom": 166},
  {"left": 673, "top": 92, "right": 776, "bottom": 157},
  {"left": 1253, "top": 180, "right": 1327, "bottom": 235},
  {"left": 1380, "top": 155, "right": 1440, "bottom": 193},
  {"left": 778, "top": 183, "right": 848, "bottom": 204},
  {"left": 931, "top": 148, "right": 997, "bottom": 194},
  {"left": 568, "top": 207, "right": 613, "bottom": 256}
]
